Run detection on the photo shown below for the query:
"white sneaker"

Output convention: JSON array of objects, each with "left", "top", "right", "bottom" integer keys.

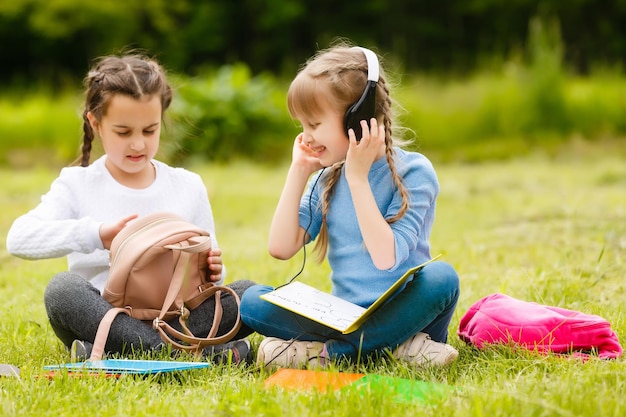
[
  {"left": 257, "top": 337, "right": 327, "bottom": 369},
  {"left": 393, "top": 332, "right": 458, "bottom": 367}
]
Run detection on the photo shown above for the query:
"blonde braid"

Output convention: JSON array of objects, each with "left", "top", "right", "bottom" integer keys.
[
  {"left": 313, "top": 163, "right": 343, "bottom": 263},
  {"left": 379, "top": 78, "right": 410, "bottom": 223}
]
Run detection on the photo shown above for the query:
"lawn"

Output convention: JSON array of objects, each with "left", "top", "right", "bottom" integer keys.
[{"left": 0, "top": 149, "right": 624, "bottom": 416}]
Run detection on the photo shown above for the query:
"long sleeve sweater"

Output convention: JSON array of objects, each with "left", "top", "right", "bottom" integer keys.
[
  {"left": 299, "top": 148, "right": 439, "bottom": 307},
  {"left": 6, "top": 156, "right": 222, "bottom": 292}
]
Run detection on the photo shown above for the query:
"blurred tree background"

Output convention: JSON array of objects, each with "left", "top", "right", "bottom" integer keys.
[
  {"left": 1, "top": 0, "right": 624, "bottom": 166},
  {"left": 3, "top": 0, "right": 625, "bottom": 82}
]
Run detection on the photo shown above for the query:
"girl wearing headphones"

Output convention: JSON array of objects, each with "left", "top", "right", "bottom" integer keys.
[{"left": 240, "top": 42, "right": 460, "bottom": 369}]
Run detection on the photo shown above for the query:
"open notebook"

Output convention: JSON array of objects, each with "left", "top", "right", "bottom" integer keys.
[{"left": 261, "top": 255, "right": 440, "bottom": 334}]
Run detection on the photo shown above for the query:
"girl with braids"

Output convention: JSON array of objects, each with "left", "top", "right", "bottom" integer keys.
[
  {"left": 240, "top": 44, "right": 460, "bottom": 369},
  {"left": 7, "top": 54, "right": 255, "bottom": 364}
]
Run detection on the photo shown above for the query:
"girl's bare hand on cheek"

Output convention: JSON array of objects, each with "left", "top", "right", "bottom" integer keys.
[
  {"left": 206, "top": 248, "right": 223, "bottom": 282},
  {"left": 346, "top": 118, "right": 385, "bottom": 182},
  {"left": 292, "top": 133, "right": 323, "bottom": 173},
  {"left": 99, "top": 214, "right": 139, "bottom": 249}
]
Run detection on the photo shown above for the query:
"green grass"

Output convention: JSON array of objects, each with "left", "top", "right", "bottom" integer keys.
[{"left": 0, "top": 149, "right": 625, "bottom": 416}]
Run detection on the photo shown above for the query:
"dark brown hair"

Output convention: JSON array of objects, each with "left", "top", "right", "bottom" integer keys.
[{"left": 79, "top": 54, "right": 172, "bottom": 167}]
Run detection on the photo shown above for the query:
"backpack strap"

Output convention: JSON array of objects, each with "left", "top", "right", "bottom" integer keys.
[
  {"left": 90, "top": 307, "right": 131, "bottom": 361},
  {"left": 156, "top": 237, "right": 212, "bottom": 324},
  {"left": 153, "top": 285, "right": 242, "bottom": 353},
  {"left": 157, "top": 249, "right": 193, "bottom": 322}
]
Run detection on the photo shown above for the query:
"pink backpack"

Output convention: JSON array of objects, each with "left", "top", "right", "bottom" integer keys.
[
  {"left": 90, "top": 212, "right": 241, "bottom": 360},
  {"left": 457, "top": 293, "right": 622, "bottom": 359}
]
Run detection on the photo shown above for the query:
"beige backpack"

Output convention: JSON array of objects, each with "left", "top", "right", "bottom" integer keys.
[{"left": 90, "top": 212, "right": 241, "bottom": 360}]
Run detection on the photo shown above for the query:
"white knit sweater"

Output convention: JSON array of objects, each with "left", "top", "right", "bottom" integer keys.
[{"left": 6, "top": 156, "right": 222, "bottom": 292}]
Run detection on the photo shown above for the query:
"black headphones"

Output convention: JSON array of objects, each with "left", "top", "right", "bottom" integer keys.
[{"left": 343, "top": 47, "right": 379, "bottom": 141}]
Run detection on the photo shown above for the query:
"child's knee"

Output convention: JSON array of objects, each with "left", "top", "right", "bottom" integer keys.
[
  {"left": 240, "top": 284, "right": 273, "bottom": 318},
  {"left": 421, "top": 261, "right": 460, "bottom": 301},
  {"left": 44, "top": 272, "right": 81, "bottom": 302},
  {"left": 429, "top": 261, "right": 459, "bottom": 285},
  {"left": 227, "top": 279, "right": 257, "bottom": 298}
]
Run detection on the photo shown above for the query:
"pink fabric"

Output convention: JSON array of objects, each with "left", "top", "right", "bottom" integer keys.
[{"left": 457, "top": 293, "right": 622, "bottom": 359}]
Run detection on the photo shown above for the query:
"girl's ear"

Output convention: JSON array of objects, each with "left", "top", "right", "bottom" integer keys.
[{"left": 86, "top": 111, "right": 100, "bottom": 133}]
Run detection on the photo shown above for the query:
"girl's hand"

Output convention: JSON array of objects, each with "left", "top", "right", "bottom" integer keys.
[
  {"left": 292, "top": 133, "right": 324, "bottom": 174},
  {"left": 99, "top": 214, "right": 139, "bottom": 249},
  {"left": 345, "top": 118, "right": 385, "bottom": 183},
  {"left": 206, "top": 248, "right": 223, "bottom": 282}
]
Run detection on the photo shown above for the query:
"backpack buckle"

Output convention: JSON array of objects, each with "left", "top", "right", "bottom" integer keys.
[
  {"left": 197, "top": 283, "right": 213, "bottom": 293},
  {"left": 153, "top": 317, "right": 161, "bottom": 329}
]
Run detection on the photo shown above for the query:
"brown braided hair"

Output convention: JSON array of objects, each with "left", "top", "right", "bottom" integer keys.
[
  {"left": 287, "top": 42, "right": 413, "bottom": 263},
  {"left": 78, "top": 54, "right": 172, "bottom": 167}
]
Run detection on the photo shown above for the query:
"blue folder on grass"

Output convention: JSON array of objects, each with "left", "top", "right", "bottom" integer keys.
[{"left": 44, "top": 359, "right": 210, "bottom": 375}]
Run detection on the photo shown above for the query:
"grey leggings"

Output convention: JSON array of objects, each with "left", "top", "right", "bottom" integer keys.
[{"left": 44, "top": 272, "right": 256, "bottom": 355}]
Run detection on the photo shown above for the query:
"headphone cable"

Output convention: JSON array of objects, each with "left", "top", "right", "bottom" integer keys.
[{"left": 275, "top": 167, "right": 326, "bottom": 289}]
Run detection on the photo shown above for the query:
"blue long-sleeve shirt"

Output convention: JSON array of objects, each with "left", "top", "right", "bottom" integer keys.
[{"left": 299, "top": 148, "right": 438, "bottom": 307}]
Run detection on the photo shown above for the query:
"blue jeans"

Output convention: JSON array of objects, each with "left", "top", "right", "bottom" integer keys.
[{"left": 240, "top": 261, "right": 460, "bottom": 360}]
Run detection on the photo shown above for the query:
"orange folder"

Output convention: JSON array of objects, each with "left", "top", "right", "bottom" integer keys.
[{"left": 264, "top": 368, "right": 365, "bottom": 391}]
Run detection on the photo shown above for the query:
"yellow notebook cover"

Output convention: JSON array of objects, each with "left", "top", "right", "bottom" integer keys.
[{"left": 260, "top": 255, "right": 440, "bottom": 334}]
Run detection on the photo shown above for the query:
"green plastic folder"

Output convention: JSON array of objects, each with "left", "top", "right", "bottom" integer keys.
[{"left": 344, "top": 374, "right": 452, "bottom": 403}]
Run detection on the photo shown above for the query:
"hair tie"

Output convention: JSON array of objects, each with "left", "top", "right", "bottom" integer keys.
[{"left": 90, "top": 71, "right": 105, "bottom": 84}]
